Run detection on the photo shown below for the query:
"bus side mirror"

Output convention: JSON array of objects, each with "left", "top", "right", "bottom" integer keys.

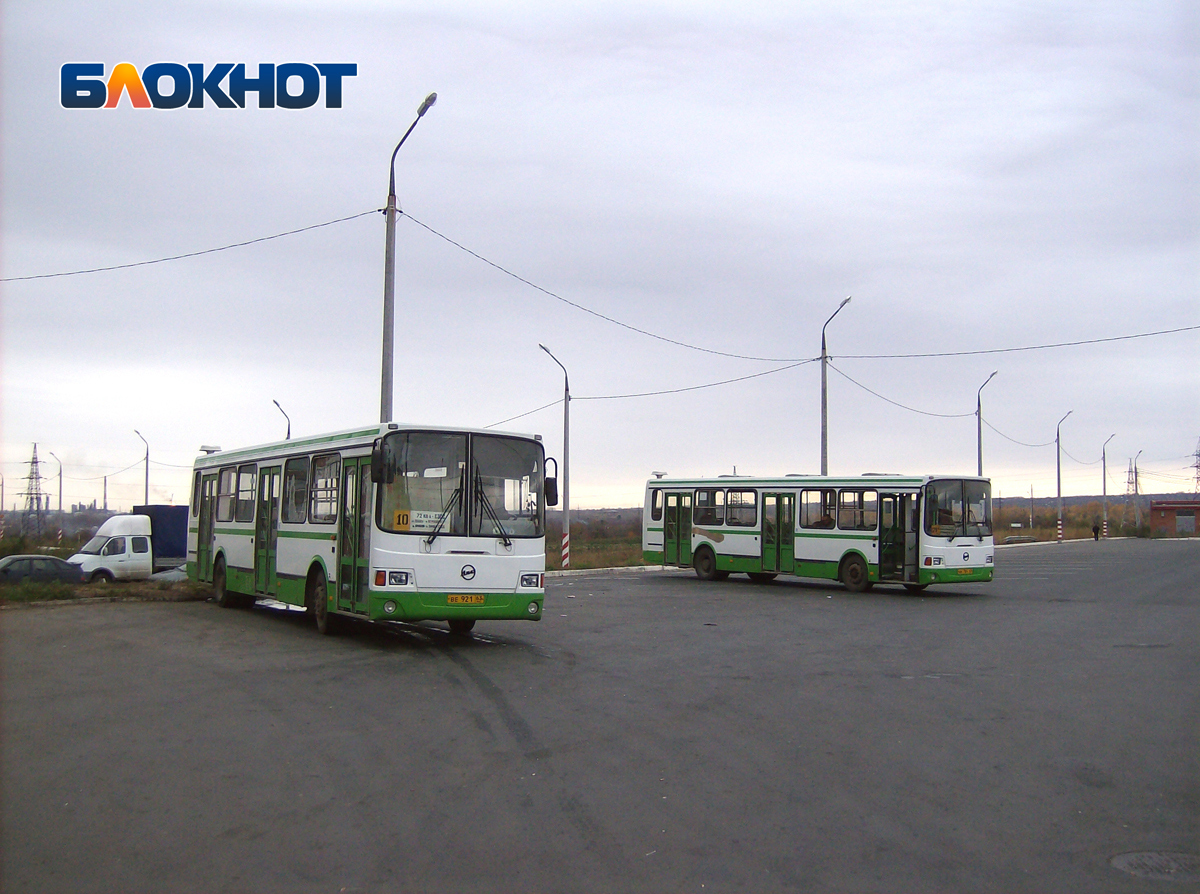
[
  {"left": 545, "top": 477, "right": 559, "bottom": 507},
  {"left": 370, "top": 440, "right": 383, "bottom": 483}
]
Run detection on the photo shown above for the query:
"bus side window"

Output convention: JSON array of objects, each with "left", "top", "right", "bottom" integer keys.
[
  {"left": 216, "top": 467, "right": 236, "bottom": 522},
  {"left": 235, "top": 464, "right": 256, "bottom": 523},
  {"left": 694, "top": 489, "right": 724, "bottom": 526},
  {"left": 282, "top": 456, "right": 310, "bottom": 523},
  {"left": 800, "top": 489, "right": 836, "bottom": 529},
  {"left": 726, "top": 490, "right": 757, "bottom": 527},
  {"left": 651, "top": 489, "right": 663, "bottom": 522},
  {"left": 310, "top": 454, "right": 341, "bottom": 523}
]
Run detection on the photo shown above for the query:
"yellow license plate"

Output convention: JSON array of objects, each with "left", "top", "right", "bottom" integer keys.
[
  {"left": 957, "top": 569, "right": 973, "bottom": 575},
  {"left": 447, "top": 594, "right": 486, "bottom": 605}
]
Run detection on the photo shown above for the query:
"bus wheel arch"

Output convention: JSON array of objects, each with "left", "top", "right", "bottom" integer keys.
[
  {"left": 839, "top": 553, "right": 872, "bottom": 593},
  {"left": 213, "top": 556, "right": 236, "bottom": 608},
  {"left": 307, "top": 565, "right": 335, "bottom": 635},
  {"left": 693, "top": 545, "right": 719, "bottom": 581}
]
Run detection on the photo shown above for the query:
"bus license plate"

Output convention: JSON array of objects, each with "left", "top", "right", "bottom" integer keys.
[
  {"left": 957, "top": 569, "right": 973, "bottom": 575},
  {"left": 448, "top": 595, "right": 486, "bottom": 605}
]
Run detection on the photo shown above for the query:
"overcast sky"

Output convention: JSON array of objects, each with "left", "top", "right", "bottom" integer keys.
[{"left": 2, "top": 0, "right": 1197, "bottom": 512}]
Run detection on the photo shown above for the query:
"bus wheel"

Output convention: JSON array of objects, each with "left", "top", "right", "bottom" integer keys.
[
  {"left": 903, "top": 583, "right": 929, "bottom": 593},
  {"left": 448, "top": 619, "right": 476, "bottom": 635},
  {"left": 840, "top": 555, "right": 870, "bottom": 593},
  {"left": 748, "top": 572, "right": 777, "bottom": 584},
  {"left": 309, "top": 571, "right": 335, "bottom": 635},
  {"left": 213, "top": 560, "right": 236, "bottom": 608},
  {"left": 693, "top": 547, "right": 718, "bottom": 581}
]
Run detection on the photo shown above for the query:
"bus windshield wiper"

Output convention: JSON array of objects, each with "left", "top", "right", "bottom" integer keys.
[
  {"left": 473, "top": 470, "right": 512, "bottom": 547},
  {"left": 424, "top": 486, "right": 461, "bottom": 546}
]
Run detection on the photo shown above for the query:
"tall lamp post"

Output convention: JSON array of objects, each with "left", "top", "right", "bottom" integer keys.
[
  {"left": 134, "top": 430, "right": 149, "bottom": 506},
  {"left": 976, "top": 370, "right": 997, "bottom": 477},
  {"left": 380, "top": 92, "right": 437, "bottom": 424},
  {"left": 273, "top": 400, "right": 292, "bottom": 440},
  {"left": 49, "top": 452, "right": 63, "bottom": 514},
  {"left": 1055, "top": 411, "right": 1071, "bottom": 542},
  {"left": 539, "top": 344, "right": 570, "bottom": 569},
  {"left": 820, "top": 296, "right": 851, "bottom": 476},
  {"left": 1101, "top": 433, "right": 1115, "bottom": 538}
]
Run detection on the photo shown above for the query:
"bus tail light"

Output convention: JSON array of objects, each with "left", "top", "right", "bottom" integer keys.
[
  {"left": 375, "top": 570, "right": 411, "bottom": 586},
  {"left": 923, "top": 557, "right": 943, "bottom": 566}
]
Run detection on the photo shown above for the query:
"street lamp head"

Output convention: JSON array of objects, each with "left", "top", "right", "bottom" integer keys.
[{"left": 417, "top": 92, "right": 437, "bottom": 116}]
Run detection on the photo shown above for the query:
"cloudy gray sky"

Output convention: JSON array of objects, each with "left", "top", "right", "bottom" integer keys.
[{"left": 3, "top": 0, "right": 1197, "bottom": 512}]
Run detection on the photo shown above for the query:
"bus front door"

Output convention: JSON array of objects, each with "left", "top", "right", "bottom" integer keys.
[
  {"left": 663, "top": 492, "right": 692, "bottom": 567},
  {"left": 197, "top": 473, "right": 217, "bottom": 582},
  {"left": 338, "top": 458, "right": 372, "bottom": 615},
  {"left": 762, "top": 493, "right": 795, "bottom": 573},
  {"left": 879, "top": 494, "right": 903, "bottom": 581},
  {"left": 254, "top": 466, "right": 281, "bottom": 595}
]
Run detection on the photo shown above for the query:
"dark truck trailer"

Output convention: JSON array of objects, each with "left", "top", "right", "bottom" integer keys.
[{"left": 133, "top": 504, "right": 188, "bottom": 572}]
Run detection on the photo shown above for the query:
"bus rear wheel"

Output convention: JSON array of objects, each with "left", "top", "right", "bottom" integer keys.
[
  {"left": 448, "top": 619, "right": 476, "bottom": 635},
  {"left": 693, "top": 546, "right": 718, "bottom": 581},
  {"left": 840, "top": 555, "right": 870, "bottom": 593}
]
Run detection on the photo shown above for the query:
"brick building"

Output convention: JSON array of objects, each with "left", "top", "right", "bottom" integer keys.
[{"left": 1148, "top": 499, "right": 1199, "bottom": 536}]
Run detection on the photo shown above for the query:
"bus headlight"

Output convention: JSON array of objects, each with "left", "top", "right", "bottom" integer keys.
[
  {"left": 527, "top": 602, "right": 540, "bottom": 614},
  {"left": 383, "top": 601, "right": 397, "bottom": 615},
  {"left": 388, "top": 571, "right": 410, "bottom": 586},
  {"left": 520, "top": 573, "right": 543, "bottom": 588},
  {"left": 985, "top": 555, "right": 994, "bottom": 564}
]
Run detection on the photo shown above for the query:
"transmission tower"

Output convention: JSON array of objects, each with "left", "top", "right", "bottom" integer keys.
[
  {"left": 20, "top": 444, "right": 47, "bottom": 537},
  {"left": 1193, "top": 437, "right": 1199, "bottom": 494}
]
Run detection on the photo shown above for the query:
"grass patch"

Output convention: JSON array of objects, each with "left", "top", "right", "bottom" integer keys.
[{"left": 0, "top": 580, "right": 80, "bottom": 603}]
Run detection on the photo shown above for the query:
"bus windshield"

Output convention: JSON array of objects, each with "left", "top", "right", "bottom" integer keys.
[
  {"left": 924, "top": 479, "right": 992, "bottom": 539},
  {"left": 375, "top": 431, "right": 544, "bottom": 538}
]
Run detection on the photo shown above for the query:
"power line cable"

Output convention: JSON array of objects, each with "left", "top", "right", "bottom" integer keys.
[
  {"left": 981, "top": 419, "right": 1055, "bottom": 448},
  {"left": 0, "top": 210, "right": 381, "bottom": 282},
  {"left": 826, "top": 362, "right": 974, "bottom": 419},
  {"left": 487, "top": 359, "right": 817, "bottom": 428},
  {"left": 402, "top": 212, "right": 799, "bottom": 362}
]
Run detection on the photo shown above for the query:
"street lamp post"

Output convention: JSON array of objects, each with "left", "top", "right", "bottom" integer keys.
[
  {"left": 380, "top": 92, "right": 437, "bottom": 424},
  {"left": 273, "top": 400, "right": 292, "bottom": 440},
  {"left": 976, "top": 370, "right": 997, "bottom": 478},
  {"left": 1055, "top": 411, "right": 1071, "bottom": 542},
  {"left": 134, "top": 430, "right": 149, "bottom": 505},
  {"left": 49, "top": 452, "right": 62, "bottom": 514},
  {"left": 539, "top": 345, "right": 570, "bottom": 569},
  {"left": 820, "top": 296, "right": 851, "bottom": 476},
  {"left": 1101, "top": 433, "right": 1115, "bottom": 538}
]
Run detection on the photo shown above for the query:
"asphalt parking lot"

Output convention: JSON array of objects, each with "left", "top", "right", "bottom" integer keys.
[{"left": 3, "top": 538, "right": 1197, "bottom": 893}]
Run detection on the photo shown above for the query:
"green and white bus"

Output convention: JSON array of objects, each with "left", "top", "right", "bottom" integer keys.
[
  {"left": 643, "top": 474, "right": 994, "bottom": 592},
  {"left": 188, "top": 423, "right": 555, "bottom": 634}
]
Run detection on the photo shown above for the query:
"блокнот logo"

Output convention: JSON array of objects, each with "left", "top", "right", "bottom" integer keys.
[{"left": 61, "top": 62, "right": 357, "bottom": 109}]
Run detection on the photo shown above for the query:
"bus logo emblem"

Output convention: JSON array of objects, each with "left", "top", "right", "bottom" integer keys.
[
  {"left": 963, "top": 552, "right": 970, "bottom": 562},
  {"left": 461, "top": 565, "right": 476, "bottom": 581}
]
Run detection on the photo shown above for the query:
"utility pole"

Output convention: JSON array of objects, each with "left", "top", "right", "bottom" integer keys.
[{"left": 820, "top": 297, "right": 851, "bottom": 475}]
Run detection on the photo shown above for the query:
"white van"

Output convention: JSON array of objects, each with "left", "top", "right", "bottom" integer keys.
[{"left": 69, "top": 515, "right": 155, "bottom": 582}]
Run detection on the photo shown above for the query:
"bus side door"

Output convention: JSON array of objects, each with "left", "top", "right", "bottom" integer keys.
[
  {"left": 197, "top": 473, "right": 217, "bottom": 582},
  {"left": 762, "top": 493, "right": 795, "bottom": 573},
  {"left": 337, "top": 458, "right": 372, "bottom": 614},
  {"left": 663, "top": 492, "right": 692, "bottom": 567},
  {"left": 254, "top": 466, "right": 281, "bottom": 595}
]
